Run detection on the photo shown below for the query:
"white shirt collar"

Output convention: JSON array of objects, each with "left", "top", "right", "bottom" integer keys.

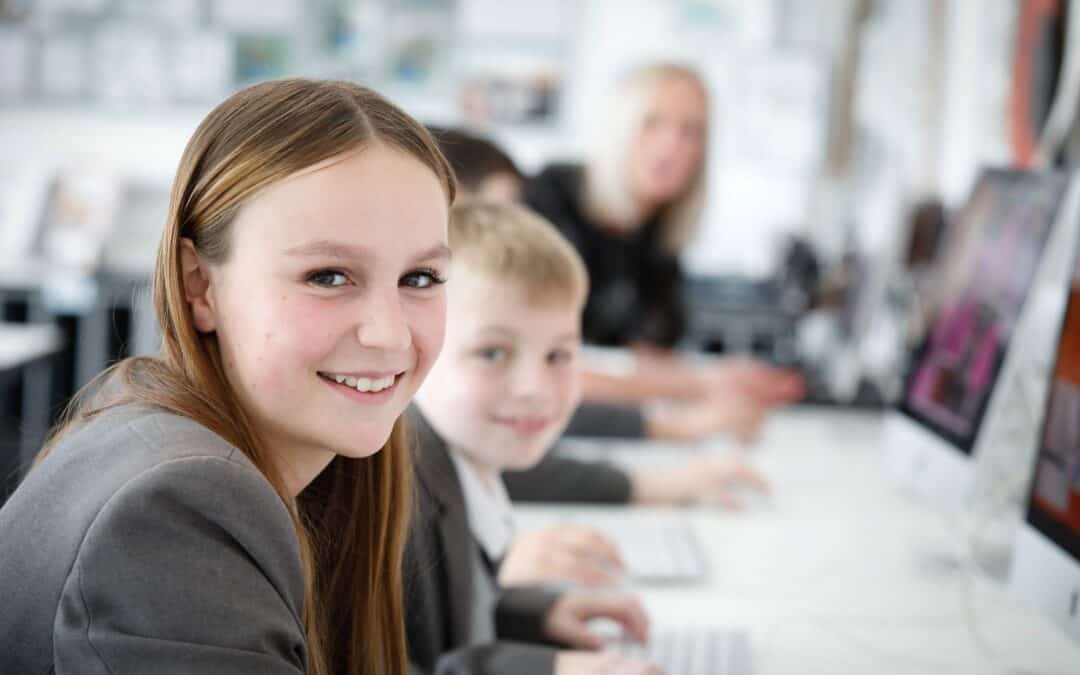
[{"left": 449, "top": 449, "right": 515, "bottom": 563}]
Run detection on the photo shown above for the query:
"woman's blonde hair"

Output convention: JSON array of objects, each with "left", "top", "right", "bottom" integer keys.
[
  {"left": 37, "top": 78, "right": 456, "bottom": 675},
  {"left": 583, "top": 62, "right": 709, "bottom": 254},
  {"left": 448, "top": 199, "right": 589, "bottom": 305}
]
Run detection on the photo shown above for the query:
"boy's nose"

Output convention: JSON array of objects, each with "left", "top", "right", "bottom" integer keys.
[{"left": 510, "top": 361, "right": 551, "bottom": 399}]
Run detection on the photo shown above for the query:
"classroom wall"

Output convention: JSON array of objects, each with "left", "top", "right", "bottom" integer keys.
[{"left": 0, "top": 0, "right": 1019, "bottom": 277}]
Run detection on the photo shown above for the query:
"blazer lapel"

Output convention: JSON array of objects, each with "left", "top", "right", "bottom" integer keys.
[{"left": 409, "top": 408, "right": 476, "bottom": 648}]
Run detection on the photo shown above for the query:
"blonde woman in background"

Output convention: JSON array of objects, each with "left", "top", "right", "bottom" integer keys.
[
  {"left": 524, "top": 62, "right": 804, "bottom": 443},
  {"left": 0, "top": 79, "right": 455, "bottom": 675}
]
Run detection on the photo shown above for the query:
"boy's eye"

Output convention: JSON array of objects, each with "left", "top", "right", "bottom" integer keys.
[
  {"left": 307, "top": 270, "right": 349, "bottom": 287},
  {"left": 401, "top": 268, "right": 447, "bottom": 289},
  {"left": 547, "top": 349, "right": 574, "bottom": 365},
  {"left": 478, "top": 347, "right": 508, "bottom": 363}
]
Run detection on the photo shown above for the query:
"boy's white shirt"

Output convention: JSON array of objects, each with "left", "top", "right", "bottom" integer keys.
[{"left": 449, "top": 447, "right": 515, "bottom": 563}]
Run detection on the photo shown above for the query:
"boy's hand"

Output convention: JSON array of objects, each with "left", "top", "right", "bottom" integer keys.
[
  {"left": 630, "top": 456, "right": 769, "bottom": 506},
  {"left": 555, "top": 652, "right": 664, "bottom": 675},
  {"left": 544, "top": 593, "right": 650, "bottom": 649},
  {"left": 499, "top": 525, "right": 625, "bottom": 588}
]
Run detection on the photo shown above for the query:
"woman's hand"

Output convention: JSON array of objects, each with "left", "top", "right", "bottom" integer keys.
[
  {"left": 545, "top": 593, "right": 651, "bottom": 649},
  {"left": 631, "top": 456, "right": 769, "bottom": 506},
  {"left": 644, "top": 395, "right": 768, "bottom": 443},
  {"left": 555, "top": 651, "right": 664, "bottom": 675},
  {"left": 700, "top": 356, "right": 805, "bottom": 405},
  {"left": 499, "top": 525, "right": 625, "bottom": 588}
]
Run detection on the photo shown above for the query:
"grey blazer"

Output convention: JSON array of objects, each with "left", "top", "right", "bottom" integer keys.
[
  {"left": 564, "top": 403, "right": 646, "bottom": 439},
  {"left": 502, "top": 453, "right": 632, "bottom": 504},
  {"left": 404, "top": 410, "right": 561, "bottom": 675},
  {"left": 0, "top": 403, "right": 308, "bottom": 674}
]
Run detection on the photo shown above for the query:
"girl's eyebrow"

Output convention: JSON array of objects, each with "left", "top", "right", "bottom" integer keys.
[
  {"left": 283, "top": 240, "right": 451, "bottom": 263},
  {"left": 284, "top": 240, "right": 368, "bottom": 259}
]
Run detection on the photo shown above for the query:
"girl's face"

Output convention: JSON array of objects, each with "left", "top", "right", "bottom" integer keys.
[
  {"left": 629, "top": 75, "right": 708, "bottom": 210},
  {"left": 185, "top": 144, "right": 449, "bottom": 493}
]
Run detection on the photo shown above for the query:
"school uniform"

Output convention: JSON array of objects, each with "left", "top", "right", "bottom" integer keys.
[
  {"left": 0, "top": 401, "right": 308, "bottom": 674},
  {"left": 404, "top": 409, "right": 562, "bottom": 675},
  {"left": 501, "top": 451, "right": 633, "bottom": 504}
]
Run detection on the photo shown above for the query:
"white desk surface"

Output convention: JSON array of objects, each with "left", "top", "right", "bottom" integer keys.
[
  {"left": 0, "top": 322, "right": 63, "bottom": 371},
  {"left": 515, "top": 407, "right": 1080, "bottom": 674}
]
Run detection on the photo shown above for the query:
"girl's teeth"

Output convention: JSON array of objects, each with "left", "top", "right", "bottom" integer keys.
[{"left": 323, "top": 372, "right": 396, "bottom": 392}]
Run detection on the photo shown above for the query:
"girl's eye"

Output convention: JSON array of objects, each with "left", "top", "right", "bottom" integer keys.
[
  {"left": 307, "top": 270, "right": 349, "bottom": 288},
  {"left": 478, "top": 347, "right": 508, "bottom": 363},
  {"left": 401, "top": 269, "right": 447, "bottom": 289}
]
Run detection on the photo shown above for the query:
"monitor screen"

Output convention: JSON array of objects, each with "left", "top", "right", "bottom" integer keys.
[
  {"left": 898, "top": 169, "right": 1069, "bottom": 453},
  {"left": 1027, "top": 250, "right": 1080, "bottom": 565}
]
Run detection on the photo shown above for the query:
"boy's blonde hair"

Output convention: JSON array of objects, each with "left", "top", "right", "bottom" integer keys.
[{"left": 449, "top": 200, "right": 589, "bottom": 305}]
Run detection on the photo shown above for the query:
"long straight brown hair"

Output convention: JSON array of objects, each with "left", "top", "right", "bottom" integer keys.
[{"left": 38, "top": 79, "right": 455, "bottom": 675}]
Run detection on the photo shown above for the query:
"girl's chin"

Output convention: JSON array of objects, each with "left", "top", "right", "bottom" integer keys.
[{"left": 325, "top": 430, "right": 397, "bottom": 459}]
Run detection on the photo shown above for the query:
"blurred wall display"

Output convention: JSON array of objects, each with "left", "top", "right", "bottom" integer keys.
[
  {"left": 38, "top": 31, "right": 89, "bottom": 99},
  {"left": 455, "top": 0, "right": 570, "bottom": 125},
  {"left": 35, "top": 169, "right": 121, "bottom": 272},
  {"left": 212, "top": 0, "right": 302, "bottom": 32},
  {"left": 93, "top": 21, "right": 170, "bottom": 105},
  {"left": 234, "top": 34, "right": 290, "bottom": 84},
  {"left": 0, "top": 0, "right": 563, "bottom": 118},
  {"left": 385, "top": 0, "right": 452, "bottom": 84},
  {"left": 171, "top": 30, "right": 234, "bottom": 102},
  {"left": 0, "top": 27, "right": 30, "bottom": 99}
]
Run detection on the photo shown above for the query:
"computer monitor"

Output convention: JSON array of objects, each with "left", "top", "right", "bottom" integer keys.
[
  {"left": 882, "top": 168, "right": 1071, "bottom": 510},
  {"left": 1011, "top": 244, "right": 1080, "bottom": 644}
]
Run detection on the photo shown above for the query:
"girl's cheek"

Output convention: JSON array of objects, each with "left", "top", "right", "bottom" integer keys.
[
  {"left": 410, "top": 302, "right": 448, "bottom": 370},
  {"left": 279, "top": 296, "right": 346, "bottom": 355}
]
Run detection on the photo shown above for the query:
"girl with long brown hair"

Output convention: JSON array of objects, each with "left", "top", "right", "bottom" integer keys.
[{"left": 0, "top": 78, "right": 454, "bottom": 675}]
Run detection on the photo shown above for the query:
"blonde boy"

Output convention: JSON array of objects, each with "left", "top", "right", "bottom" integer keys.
[{"left": 406, "top": 201, "right": 660, "bottom": 675}]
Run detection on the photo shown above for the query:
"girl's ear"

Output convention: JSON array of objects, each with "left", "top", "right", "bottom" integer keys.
[{"left": 180, "top": 238, "right": 217, "bottom": 333}]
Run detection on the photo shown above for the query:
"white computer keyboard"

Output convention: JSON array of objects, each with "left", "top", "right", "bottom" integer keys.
[
  {"left": 611, "top": 627, "right": 752, "bottom": 675},
  {"left": 601, "top": 520, "right": 708, "bottom": 582}
]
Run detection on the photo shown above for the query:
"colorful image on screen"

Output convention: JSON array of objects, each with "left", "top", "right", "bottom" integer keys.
[{"left": 902, "top": 171, "right": 1066, "bottom": 448}]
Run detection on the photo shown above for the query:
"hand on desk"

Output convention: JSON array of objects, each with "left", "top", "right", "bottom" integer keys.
[
  {"left": 644, "top": 395, "right": 767, "bottom": 443},
  {"left": 699, "top": 356, "right": 805, "bottom": 406},
  {"left": 547, "top": 592, "right": 649, "bottom": 647},
  {"left": 555, "top": 652, "right": 663, "bottom": 675},
  {"left": 631, "top": 455, "right": 769, "bottom": 507},
  {"left": 550, "top": 595, "right": 662, "bottom": 674},
  {"left": 642, "top": 358, "right": 804, "bottom": 443},
  {"left": 499, "top": 525, "right": 625, "bottom": 588}
]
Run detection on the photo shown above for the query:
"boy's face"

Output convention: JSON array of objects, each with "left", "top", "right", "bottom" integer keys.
[{"left": 415, "top": 267, "right": 582, "bottom": 472}]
